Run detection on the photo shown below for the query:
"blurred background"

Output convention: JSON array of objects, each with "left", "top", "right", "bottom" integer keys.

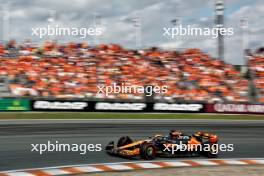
[{"left": 0, "top": 0, "right": 263, "bottom": 103}]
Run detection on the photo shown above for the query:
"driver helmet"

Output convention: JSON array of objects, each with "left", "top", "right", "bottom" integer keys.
[{"left": 170, "top": 130, "right": 182, "bottom": 138}]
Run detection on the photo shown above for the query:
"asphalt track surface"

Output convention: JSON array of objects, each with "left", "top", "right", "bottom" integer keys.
[{"left": 0, "top": 119, "right": 263, "bottom": 171}]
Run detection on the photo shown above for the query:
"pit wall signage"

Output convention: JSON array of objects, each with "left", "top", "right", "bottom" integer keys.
[
  {"left": 31, "top": 100, "right": 205, "bottom": 112},
  {"left": 32, "top": 100, "right": 89, "bottom": 111},
  {"left": 206, "top": 103, "right": 264, "bottom": 114},
  {"left": 5, "top": 98, "right": 264, "bottom": 114},
  {"left": 0, "top": 98, "right": 30, "bottom": 111}
]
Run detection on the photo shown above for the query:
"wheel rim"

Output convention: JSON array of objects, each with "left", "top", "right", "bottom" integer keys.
[{"left": 147, "top": 147, "right": 153, "bottom": 155}]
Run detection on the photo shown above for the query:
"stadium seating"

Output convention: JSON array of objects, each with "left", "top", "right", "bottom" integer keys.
[
  {"left": 0, "top": 41, "right": 250, "bottom": 102},
  {"left": 249, "top": 49, "right": 264, "bottom": 103}
]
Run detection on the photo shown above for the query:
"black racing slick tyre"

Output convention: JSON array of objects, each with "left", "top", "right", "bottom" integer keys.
[
  {"left": 140, "top": 143, "right": 156, "bottom": 160},
  {"left": 117, "top": 136, "right": 133, "bottom": 147},
  {"left": 206, "top": 144, "right": 218, "bottom": 158}
]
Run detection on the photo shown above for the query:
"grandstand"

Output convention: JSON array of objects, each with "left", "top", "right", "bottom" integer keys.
[
  {"left": 249, "top": 48, "right": 264, "bottom": 103},
  {"left": 0, "top": 40, "right": 252, "bottom": 103}
]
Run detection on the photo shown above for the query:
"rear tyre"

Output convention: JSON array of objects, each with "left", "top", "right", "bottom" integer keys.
[
  {"left": 140, "top": 142, "right": 156, "bottom": 160},
  {"left": 206, "top": 144, "right": 218, "bottom": 158},
  {"left": 117, "top": 136, "right": 133, "bottom": 147}
]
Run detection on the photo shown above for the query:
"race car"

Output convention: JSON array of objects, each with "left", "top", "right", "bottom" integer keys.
[{"left": 105, "top": 130, "right": 219, "bottom": 160}]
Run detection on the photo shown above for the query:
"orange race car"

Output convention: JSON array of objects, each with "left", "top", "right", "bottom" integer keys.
[{"left": 105, "top": 130, "right": 219, "bottom": 160}]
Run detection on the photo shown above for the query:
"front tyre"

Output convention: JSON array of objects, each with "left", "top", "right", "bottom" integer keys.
[{"left": 140, "top": 143, "right": 156, "bottom": 160}]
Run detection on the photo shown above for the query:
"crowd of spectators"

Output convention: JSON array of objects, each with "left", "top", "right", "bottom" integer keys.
[
  {"left": 249, "top": 47, "right": 264, "bottom": 103},
  {"left": 0, "top": 40, "right": 249, "bottom": 102}
]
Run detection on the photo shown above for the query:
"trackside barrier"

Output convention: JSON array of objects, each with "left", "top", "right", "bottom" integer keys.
[
  {"left": 1, "top": 98, "right": 264, "bottom": 114},
  {"left": 206, "top": 103, "right": 264, "bottom": 114},
  {"left": 0, "top": 98, "right": 30, "bottom": 111},
  {"left": 30, "top": 100, "right": 205, "bottom": 113}
]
